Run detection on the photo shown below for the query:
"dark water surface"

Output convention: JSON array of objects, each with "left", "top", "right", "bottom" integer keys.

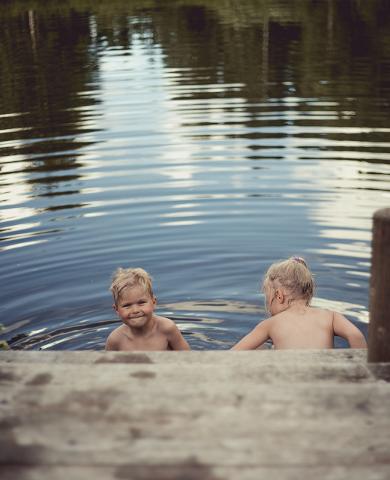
[{"left": 1, "top": 0, "right": 390, "bottom": 350}]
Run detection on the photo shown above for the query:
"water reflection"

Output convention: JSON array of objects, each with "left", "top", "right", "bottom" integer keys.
[{"left": 0, "top": 0, "right": 389, "bottom": 350}]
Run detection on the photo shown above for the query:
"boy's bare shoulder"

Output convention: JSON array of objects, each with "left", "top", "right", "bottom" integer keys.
[
  {"left": 107, "top": 324, "right": 128, "bottom": 341},
  {"left": 105, "top": 324, "right": 127, "bottom": 350},
  {"left": 155, "top": 315, "right": 177, "bottom": 333},
  {"left": 109, "top": 324, "right": 126, "bottom": 335}
]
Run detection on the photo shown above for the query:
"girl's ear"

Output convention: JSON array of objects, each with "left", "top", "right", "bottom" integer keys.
[
  {"left": 275, "top": 289, "right": 284, "bottom": 304},
  {"left": 153, "top": 296, "right": 157, "bottom": 306},
  {"left": 113, "top": 303, "right": 118, "bottom": 313}
]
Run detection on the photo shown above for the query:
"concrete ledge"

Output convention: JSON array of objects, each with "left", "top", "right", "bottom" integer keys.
[
  {"left": 1, "top": 350, "right": 389, "bottom": 480},
  {"left": 0, "top": 347, "right": 369, "bottom": 364}
]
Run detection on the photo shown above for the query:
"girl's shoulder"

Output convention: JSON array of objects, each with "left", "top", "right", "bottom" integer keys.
[
  {"left": 307, "top": 306, "right": 335, "bottom": 323},
  {"left": 309, "top": 306, "right": 333, "bottom": 314}
]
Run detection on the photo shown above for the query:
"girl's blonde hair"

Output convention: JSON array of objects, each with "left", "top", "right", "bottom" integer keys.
[
  {"left": 262, "top": 256, "right": 314, "bottom": 305},
  {"left": 110, "top": 267, "right": 154, "bottom": 305}
]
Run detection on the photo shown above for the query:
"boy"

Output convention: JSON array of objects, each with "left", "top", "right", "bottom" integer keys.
[
  {"left": 105, "top": 267, "right": 190, "bottom": 351},
  {"left": 232, "top": 257, "right": 367, "bottom": 350}
]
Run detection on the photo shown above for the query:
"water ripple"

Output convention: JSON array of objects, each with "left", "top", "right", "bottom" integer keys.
[{"left": 1, "top": 0, "right": 388, "bottom": 350}]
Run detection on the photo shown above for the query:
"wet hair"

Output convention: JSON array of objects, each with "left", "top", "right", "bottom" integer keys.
[
  {"left": 110, "top": 267, "right": 154, "bottom": 305},
  {"left": 262, "top": 256, "right": 314, "bottom": 305}
]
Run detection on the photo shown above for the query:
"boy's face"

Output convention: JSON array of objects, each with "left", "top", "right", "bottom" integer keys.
[{"left": 114, "top": 285, "right": 156, "bottom": 329}]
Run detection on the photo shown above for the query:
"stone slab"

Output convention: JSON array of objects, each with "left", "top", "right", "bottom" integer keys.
[{"left": 1, "top": 350, "right": 389, "bottom": 480}]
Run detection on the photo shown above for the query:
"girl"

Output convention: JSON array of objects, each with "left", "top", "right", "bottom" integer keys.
[{"left": 232, "top": 257, "right": 367, "bottom": 350}]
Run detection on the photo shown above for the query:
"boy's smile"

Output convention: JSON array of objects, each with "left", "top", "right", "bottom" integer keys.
[{"left": 114, "top": 286, "right": 157, "bottom": 330}]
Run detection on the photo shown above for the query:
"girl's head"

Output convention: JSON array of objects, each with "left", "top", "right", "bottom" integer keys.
[
  {"left": 262, "top": 257, "right": 314, "bottom": 315},
  {"left": 110, "top": 267, "right": 154, "bottom": 306}
]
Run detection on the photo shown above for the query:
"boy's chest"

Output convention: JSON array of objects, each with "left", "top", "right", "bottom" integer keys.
[{"left": 119, "top": 331, "right": 169, "bottom": 351}]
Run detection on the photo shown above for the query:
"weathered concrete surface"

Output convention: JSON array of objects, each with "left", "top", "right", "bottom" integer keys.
[{"left": 0, "top": 350, "right": 389, "bottom": 480}]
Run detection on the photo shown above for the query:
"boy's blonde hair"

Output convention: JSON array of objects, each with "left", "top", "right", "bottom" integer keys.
[
  {"left": 110, "top": 267, "right": 154, "bottom": 305},
  {"left": 262, "top": 256, "right": 314, "bottom": 305}
]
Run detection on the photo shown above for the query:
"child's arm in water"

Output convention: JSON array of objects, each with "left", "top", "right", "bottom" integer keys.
[
  {"left": 164, "top": 319, "right": 191, "bottom": 350},
  {"left": 231, "top": 319, "right": 272, "bottom": 350},
  {"left": 332, "top": 312, "right": 367, "bottom": 348}
]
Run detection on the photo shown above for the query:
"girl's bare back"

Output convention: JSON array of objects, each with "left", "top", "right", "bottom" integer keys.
[
  {"left": 269, "top": 306, "right": 334, "bottom": 349},
  {"left": 232, "top": 257, "right": 367, "bottom": 351}
]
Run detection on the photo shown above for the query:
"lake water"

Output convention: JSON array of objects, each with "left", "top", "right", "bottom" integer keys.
[{"left": 1, "top": 0, "right": 389, "bottom": 350}]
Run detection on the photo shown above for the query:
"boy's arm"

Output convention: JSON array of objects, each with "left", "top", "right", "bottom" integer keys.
[
  {"left": 332, "top": 312, "right": 367, "bottom": 348},
  {"left": 166, "top": 322, "right": 191, "bottom": 350},
  {"left": 231, "top": 319, "right": 271, "bottom": 350}
]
